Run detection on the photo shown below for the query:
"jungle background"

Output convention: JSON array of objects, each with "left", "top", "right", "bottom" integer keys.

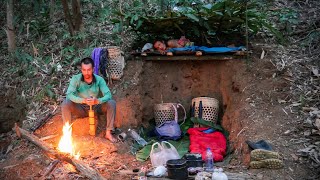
[{"left": 0, "top": 0, "right": 319, "bottom": 179}]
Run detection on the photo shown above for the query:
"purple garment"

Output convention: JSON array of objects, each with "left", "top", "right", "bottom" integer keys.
[{"left": 91, "top": 48, "right": 102, "bottom": 75}]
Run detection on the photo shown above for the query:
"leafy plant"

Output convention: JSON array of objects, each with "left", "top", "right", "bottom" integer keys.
[
  {"left": 61, "top": 45, "right": 76, "bottom": 63},
  {"left": 109, "top": 0, "right": 285, "bottom": 45},
  {"left": 14, "top": 48, "right": 33, "bottom": 63},
  {"left": 35, "top": 84, "right": 55, "bottom": 101},
  {"left": 278, "top": 8, "right": 299, "bottom": 25},
  {"left": 268, "top": 7, "right": 299, "bottom": 35}
]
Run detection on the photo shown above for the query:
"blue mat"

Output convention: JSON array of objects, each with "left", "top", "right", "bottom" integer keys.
[{"left": 167, "top": 46, "right": 245, "bottom": 53}]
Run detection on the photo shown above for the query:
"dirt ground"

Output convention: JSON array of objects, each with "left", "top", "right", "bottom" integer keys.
[{"left": 0, "top": 42, "right": 318, "bottom": 180}]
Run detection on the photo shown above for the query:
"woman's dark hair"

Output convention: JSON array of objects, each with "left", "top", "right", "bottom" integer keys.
[{"left": 81, "top": 57, "right": 94, "bottom": 67}]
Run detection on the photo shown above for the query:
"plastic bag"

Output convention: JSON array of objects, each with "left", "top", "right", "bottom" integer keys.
[
  {"left": 155, "top": 121, "right": 181, "bottom": 140},
  {"left": 161, "top": 141, "right": 180, "bottom": 161},
  {"left": 150, "top": 141, "right": 180, "bottom": 167},
  {"left": 150, "top": 142, "right": 165, "bottom": 167}
]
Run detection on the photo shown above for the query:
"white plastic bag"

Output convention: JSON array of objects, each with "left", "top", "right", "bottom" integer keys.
[
  {"left": 161, "top": 141, "right": 180, "bottom": 161},
  {"left": 150, "top": 141, "right": 180, "bottom": 167},
  {"left": 150, "top": 142, "right": 165, "bottom": 167}
]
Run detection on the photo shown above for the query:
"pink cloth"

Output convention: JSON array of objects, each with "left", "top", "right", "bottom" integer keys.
[{"left": 177, "top": 36, "right": 190, "bottom": 47}]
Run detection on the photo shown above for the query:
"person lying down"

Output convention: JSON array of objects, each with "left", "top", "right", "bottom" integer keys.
[
  {"left": 153, "top": 36, "right": 201, "bottom": 56},
  {"left": 153, "top": 36, "right": 244, "bottom": 56}
]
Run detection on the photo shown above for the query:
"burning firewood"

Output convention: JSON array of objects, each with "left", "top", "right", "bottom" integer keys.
[{"left": 13, "top": 123, "right": 106, "bottom": 180}]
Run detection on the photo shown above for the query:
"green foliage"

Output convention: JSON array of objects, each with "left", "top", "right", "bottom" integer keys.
[
  {"left": 268, "top": 7, "right": 299, "bottom": 35},
  {"left": 301, "top": 30, "right": 320, "bottom": 48},
  {"left": 35, "top": 84, "right": 55, "bottom": 101},
  {"left": 109, "top": 0, "right": 285, "bottom": 44},
  {"left": 15, "top": 0, "right": 51, "bottom": 38},
  {"left": 275, "top": 8, "right": 299, "bottom": 25},
  {"left": 14, "top": 48, "right": 33, "bottom": 63}
]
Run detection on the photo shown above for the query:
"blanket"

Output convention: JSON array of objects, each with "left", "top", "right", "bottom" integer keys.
[
  {"left": 167, "top": 46, "right": 244, "bottom": 53},
  {"left": 188, "top": 127, "right": 227, "bottom": 162}
]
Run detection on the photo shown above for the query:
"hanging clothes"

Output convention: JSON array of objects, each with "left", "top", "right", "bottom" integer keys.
[
  {"left": 99, "top": 48, "right": 108, "bottom": 78},
  {"left": 91, "top": 48, "right": 102, "bottom": 75}
]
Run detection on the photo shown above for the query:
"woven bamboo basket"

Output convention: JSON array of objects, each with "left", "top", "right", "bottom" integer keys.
[
  {"left": 192, "top": 97, "right": 219, "bottom": 124},
  {"left": 106, "top": 46, "right": 124, "bottom": 80},
  {"left": 107, "top": 46, "right": 121, "bottom": 59},
  {"left": 154, "top": 103, "right": 176, "bottom": 127}
]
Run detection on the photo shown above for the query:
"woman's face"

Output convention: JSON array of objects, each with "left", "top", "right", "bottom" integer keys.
[{"left": 154, "top": 41, "right": 166, "bottom": 51}]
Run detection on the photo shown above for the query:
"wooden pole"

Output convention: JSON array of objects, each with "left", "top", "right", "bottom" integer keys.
[
  {"left": 133, "top": 54, "right": 243, "bottom": 61},
  {"left": 245, "top": 1, "right": 249, "bottom": 62},
  {"left": 14, "top": 123, "right": 106, "bottom": 180}
]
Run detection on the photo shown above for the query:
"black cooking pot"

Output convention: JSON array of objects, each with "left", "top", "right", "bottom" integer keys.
[
  {"left": 166, "top": 159, "right": 188, "bottom": 179},
  {"left": 184, "top": 153, "right": 203, "bottom": 168}
]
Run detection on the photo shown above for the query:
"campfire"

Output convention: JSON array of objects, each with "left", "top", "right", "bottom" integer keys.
[
  {"left": 58, "top": 122, "right": 80, "bottom": 159},
  {"left": 14, "top": 123, "right": 106, "bottom": 179}
]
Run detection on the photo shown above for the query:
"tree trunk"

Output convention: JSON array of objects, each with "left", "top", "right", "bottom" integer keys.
[
  {"left": 61, "top": 0, "right": 74, "bottom": 36},
  {"left": 72, "top": 0, "right": 82, "bottom": 31},
  {"left": 6, "top": 0, "right": 16, "bottom": 52},
  {"left": 49, "top": 0, "right": 55, "bottom": 21},
  {"left": 61, "top": 0, "right": 83, "bottom": 36},
  {"left": 160, "top": 0, "right": 165, "bottom": 16}
]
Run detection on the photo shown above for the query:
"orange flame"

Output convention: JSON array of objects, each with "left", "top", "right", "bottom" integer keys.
[{"left": 58, "top": 122, "right": 80, "bottom": 159}]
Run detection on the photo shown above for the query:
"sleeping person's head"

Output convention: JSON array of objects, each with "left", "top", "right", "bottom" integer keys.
[{"left": 153, "top": 40, "right": 166, "bottom": 51}]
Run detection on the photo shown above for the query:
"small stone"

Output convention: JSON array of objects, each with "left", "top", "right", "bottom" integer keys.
[
  {"left": 314, "top": 119, "right": 320, "bottom": 130},
  {"left": 312, "top": 129, "right": 319, "bottom": 134},
  {"left": 305, "top": 118, "right": 313, "bottom": 125},
  {"left": 284, "top": 130, "right": 291, "bottom": 135},
  {"left": 289, "top": 167, "right": 294, "bottom": 172},
  {"left": 257, "top": 174, "right": 263, "bottom": 179},
  {"left": 290, "top": 153, "right": 299, "bottom": 161},
  {"left": 304, "top": 130, "right": 311, "bottom": 136},
  {"left": 312, "top": 67, "right": 319, "bottom": 77}
]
